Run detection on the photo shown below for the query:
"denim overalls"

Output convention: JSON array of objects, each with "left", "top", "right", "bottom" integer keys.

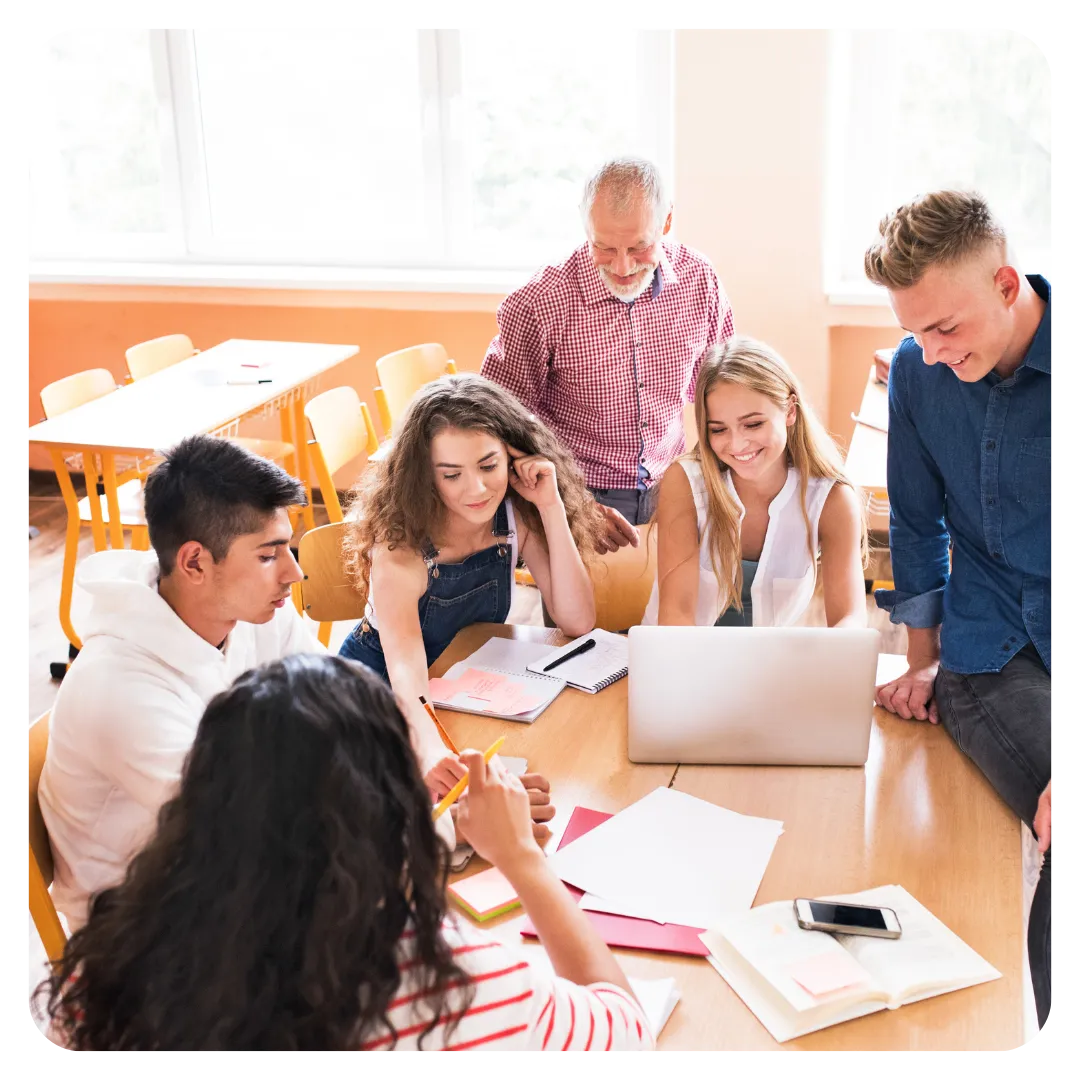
[{"left": 338, "top": 499, "right": 516, "bottom": 681}]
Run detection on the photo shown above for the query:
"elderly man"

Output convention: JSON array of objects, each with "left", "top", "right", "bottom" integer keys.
[{"left": 482, "top": 157, "right": 735, "bottom": 551}]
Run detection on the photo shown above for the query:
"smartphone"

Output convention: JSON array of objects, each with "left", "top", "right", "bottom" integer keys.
[{"left": 793, "top": 898, "right": 902, "bottom": 939}]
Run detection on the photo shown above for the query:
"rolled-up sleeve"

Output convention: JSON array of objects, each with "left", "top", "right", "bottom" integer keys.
[
  {"left": 875, "top": 340, "right": 950, "bottom": 627},
  {"left": 481, "top": 292, "right": 550, "bottom": 413}
]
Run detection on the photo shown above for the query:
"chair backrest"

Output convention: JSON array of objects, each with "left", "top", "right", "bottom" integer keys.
[
  {"left": 375, "top": 343, "right": 453, "bottom": 434},
  {"left": 125, "top": 333, "right": 196, "bottom": 381},
  {"left": 589, "top": 522, "right": 659, "bottom": 632},
  {"left": 298, "top": 522, "right": 368, "bottom": 625},
  {"left": 40, "top": 368, "right": 117, "bottom": 419},
  {"left": 29, "top": 712, "right": 68, "bottom": 965}
]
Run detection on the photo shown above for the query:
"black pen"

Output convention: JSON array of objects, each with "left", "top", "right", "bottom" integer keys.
[{"left": 543, "top": 637, "right": 596, "bottom": 672}]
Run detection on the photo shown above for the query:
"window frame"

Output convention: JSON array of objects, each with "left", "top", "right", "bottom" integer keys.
[{"left": 29, "top": 28, "right": 675, "bottom": 284}]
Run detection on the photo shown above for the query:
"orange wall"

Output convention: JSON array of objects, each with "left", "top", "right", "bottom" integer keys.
[
  {"left": 28, "top": 291, "right": 497, "bottom": 472},
  {"left": 829, "top": 325, "right": 907, "bottom": 454}
]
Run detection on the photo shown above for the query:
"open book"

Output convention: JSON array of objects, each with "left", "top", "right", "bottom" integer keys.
[
  {"left": 700, "top": 884, "right": 1000, "bottom": 1043},
  {"left": 427, "top": 638, "right": 566, "bottom": 722}
]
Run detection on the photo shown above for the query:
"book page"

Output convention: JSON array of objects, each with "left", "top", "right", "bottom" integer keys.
[
  {"left": 714, "top": 900, "right": 882, "bottom": 1014},
  {"left": 454, "top": 637, "right": 559, "bottom": 677},
  {"left": 528, "top": 628, "right": 629, "bottom": 690},
  {"left": 823, "top": 885, "right": 1001, "bottom": 1005}
]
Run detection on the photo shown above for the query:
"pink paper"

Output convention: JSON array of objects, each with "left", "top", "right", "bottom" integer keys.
[
  {"left": 427, "top": 677, "right": 462, "bottom": 699},
  {"left": 455, "top": 668, "right": 507, "bottom": 699},
  {"left": 484, "top": 685, "right": 541, "bottom": 715},
  {"left": 788, "top": 951, "right": 871, "bottom": 997},
  {"left": 449, "top": 866, "right": 519, "bottom": 916}
]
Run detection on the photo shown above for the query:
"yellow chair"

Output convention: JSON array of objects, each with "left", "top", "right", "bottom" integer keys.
[
  {"left": 303, "top": 387, "right": 379, "bottom": 525},
  {"left": 298, "top": 523, "right": 366, "bottom": 647},
  {"left": 41, "top": 369, "right": 151, "bottom": 657},
  {"left": 588, "top": 522, "right": 658, "bottom": 632},
  {"left": 373, "top": 343, "right": 458, "bottom": 437},
  {"left": 124, "top": 334, "right": 297, "bottom": 469},
  {"left": 302, "top": 389, "right": 379, "bottom": 644},
  {"left": 30, "top": 712, "right": 67, "bottom": 966}
]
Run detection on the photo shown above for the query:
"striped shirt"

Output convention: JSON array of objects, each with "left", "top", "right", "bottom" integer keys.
[
  {"left": 48, "top": 919, "right": 652, "bottom": 1051},
  {"left": 482, "top": 241, "right": 734, "bottom": 490},
  {"left": 362, "top": 918, "right": 654, "bottom": 1051}
]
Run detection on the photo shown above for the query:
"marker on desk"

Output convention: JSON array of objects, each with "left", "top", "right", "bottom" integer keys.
[
  {"left": 419, "top": 694, "right": 459, "bottom": 754},
  {"left": 432, "top": 736, "right": 505, "bottom": 820},
  {"left": 228, "top": 376, "right": 273, "bottom": 385},
  {"left": 542, "top": 637, "right": 596, "bottom": 672}
]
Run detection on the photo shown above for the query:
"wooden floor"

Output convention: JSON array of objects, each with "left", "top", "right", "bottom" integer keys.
[{"left": 28, "top": 470, "right": 903, "bottom": 720}]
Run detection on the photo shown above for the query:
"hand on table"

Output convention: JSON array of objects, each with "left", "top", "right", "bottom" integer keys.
[
  {"left": 522, "top": 771, "right": 555, "bottom": 845},
  {"left": 594, "top": 503, "right": 639, "bottom": 554},
  {"left": 875, "top": 659, "right": 941, "bottom": 723}
]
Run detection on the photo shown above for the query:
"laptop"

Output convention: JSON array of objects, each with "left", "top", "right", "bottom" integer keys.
[{"left": 627, "top": 626, "right": 880, "bottom": 766}]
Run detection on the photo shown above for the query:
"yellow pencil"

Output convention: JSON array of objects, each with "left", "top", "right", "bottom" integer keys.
[{"left": 431, "top": 736, "right": 506, "bottom": 820}]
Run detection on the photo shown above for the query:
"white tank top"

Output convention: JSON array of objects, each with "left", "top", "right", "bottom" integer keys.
[
  {"left": 642, "top": 458, "right": 834, "bottom": 627},
  {"left": 365, "top": 499, "right": 518, "bottom": 631}
]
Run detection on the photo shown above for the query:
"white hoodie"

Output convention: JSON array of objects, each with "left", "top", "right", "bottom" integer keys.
[{"left": 38, "top": 549, "right": 326, "bottom": 931}]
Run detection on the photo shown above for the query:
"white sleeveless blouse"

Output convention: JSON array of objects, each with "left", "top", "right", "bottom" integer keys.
[{"left": 642, "top": 458, "right": 835, "bottom": 627}]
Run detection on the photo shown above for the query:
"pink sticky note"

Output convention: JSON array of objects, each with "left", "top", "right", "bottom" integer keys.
[
  {"left": 448, "top": 866, "right": 521, "bottom": 921},
  {"left": 485, "top": 685, "right": 541, "bottom": 715},
  {"left": 788, "top": 951, "right": 871, "bottom": 997},
  {"left": 427, "top": 677, "right": 461, "bottom": 700},
  {"left": 455, "top": 668, "right": 505, "bottom": 698}
]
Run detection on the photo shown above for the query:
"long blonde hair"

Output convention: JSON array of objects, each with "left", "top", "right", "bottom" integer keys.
[
  {"left": 343, "top": 373, "right": 607, "bottom": 603},
  {"left": 689, "top": 336, "right": 867, "bottom": 614}
]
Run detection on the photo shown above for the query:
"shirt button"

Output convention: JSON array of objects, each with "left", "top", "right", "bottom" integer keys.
[
  {"left": 641, "top": 421, "right": 648, "bottom": 429},
  {"left": 639, "top": 382, "right": 645, "bottom": 389},
  {"left": 986, "top": 440, "right": 996, "bottom": 450},
  {"left": 993, "top": 550, "right": 1002, "bottom": 558},
  {"left": 988, "top": 497, "right": 996, "bottom": 506}
]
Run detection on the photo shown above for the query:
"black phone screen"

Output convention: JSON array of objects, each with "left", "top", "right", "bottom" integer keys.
[{"left": 808, "top": 902, "right": 887, "bottom": 930}]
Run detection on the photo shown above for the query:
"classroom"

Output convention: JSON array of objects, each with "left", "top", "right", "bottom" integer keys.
[{"left": 26, "top": 27, "right": 1051, "bottom": 1053}]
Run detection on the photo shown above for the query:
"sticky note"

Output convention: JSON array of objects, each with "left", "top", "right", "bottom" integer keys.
[
  {"left": 428, "top": 677, "right": 462, "bottom": 699},
  {"left": 448, "top": 866, "right": 521, "bottom": 922},
  {"left": 485, "top": 685, "right": 540, "bottom": 715},
  {"left": 788, "top": 951, "right": 871, "bottom": 997}
]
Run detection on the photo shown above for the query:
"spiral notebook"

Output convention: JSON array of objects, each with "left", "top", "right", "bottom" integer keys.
[{"left": 526, "top": 629, "right": 630, "bottom": 694}]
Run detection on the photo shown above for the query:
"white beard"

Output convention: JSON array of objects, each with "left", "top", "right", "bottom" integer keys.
[{"left": 599, "top": 263, "right": 658, "bottom": 302}]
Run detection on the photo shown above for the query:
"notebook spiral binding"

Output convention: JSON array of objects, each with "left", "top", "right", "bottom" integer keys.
[{"left": 591, "top": 667, "right": 629, "bottom": 692}]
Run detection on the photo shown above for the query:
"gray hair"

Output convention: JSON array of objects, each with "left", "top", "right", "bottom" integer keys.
[{"left": 580, "top": 157, "right": 670, "bottom": 229}]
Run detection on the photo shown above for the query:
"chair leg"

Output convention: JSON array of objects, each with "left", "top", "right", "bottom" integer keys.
[
  {"left": 132, "top": 526, "right": 150, "bottom": 552},
  {"left": 57, "top": 514, "right": 83, "bottom": 654},
  {"left": 317, "top": 621, "right": 332, "bottom": 648},
  {"left": 291, "top": 579, "right": 304, "bottom": 615}
]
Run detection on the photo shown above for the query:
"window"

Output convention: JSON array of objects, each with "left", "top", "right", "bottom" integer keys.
[
  {"left": 825, "top": 30, "right": 1050, "bottom": 298},
  {"left": 29, "top": 29, "right": 672, "bottom": 277}
]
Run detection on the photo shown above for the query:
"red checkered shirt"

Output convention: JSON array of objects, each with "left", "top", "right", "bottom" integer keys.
[{"left": 482, "top": 241, "right": 734, "bottom": 489}]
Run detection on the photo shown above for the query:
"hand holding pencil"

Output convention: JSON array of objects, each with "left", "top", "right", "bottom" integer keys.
[{"left": 452, "top": 742, "right": 542, "bottom": 868}]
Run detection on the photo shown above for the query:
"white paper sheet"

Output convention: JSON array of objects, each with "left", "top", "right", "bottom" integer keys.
[
  {"left": 546, "top": 786, "right": 784, "bottom": 929},
  {"left": 579, "top": 892, "right": 667, "bottom": 924}
]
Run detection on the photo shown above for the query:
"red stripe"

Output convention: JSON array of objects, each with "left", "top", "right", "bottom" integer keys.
[
  {"left": 561, "top": 994, "right": 577, "bottom": 1050},
  {"left": 362, "top": 988, "right": 533, "bottom": 1049},
  {"left": 542, "top": 988, "right": 558, "bottom": 1049},
  {"left": 605, "top": 1009, "right": 613, "bottom": 1051},
  {"left": 445, "top": 1023, "right": 529, "bottom": 1050},
  {"left": 636, "top": 1019, "right": 642, "bottom": 1040},
  {"left": 585, "top": 1006, "right": 596, "bottom": 1051},
  {"left": 388, "top": 960, "right": 528, "bottom": 1011}
]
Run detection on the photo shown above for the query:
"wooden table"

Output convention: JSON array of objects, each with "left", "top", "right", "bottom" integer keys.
[
  {"left": 28, "top": 339, "right": 357, "bottom": 646},
  {"left": 433, "top": 624, "right": 1025, "bottom": 1050}
]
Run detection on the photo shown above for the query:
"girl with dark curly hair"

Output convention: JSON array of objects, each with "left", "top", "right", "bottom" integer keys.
[{"left": 39, "top": 654, "right": 652, "bottom": 1051}]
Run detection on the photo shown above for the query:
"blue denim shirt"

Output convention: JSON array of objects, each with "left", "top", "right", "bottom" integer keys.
[{"left": 876, "top": 274, "right": 1050, "bottom": 675}]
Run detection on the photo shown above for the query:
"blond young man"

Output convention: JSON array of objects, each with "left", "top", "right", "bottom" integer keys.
[{"left": 865, "top": 191, "right": 1050, "bottom": 1027}]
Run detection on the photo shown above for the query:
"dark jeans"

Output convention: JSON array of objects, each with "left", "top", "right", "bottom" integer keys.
[
  {"left": 934, "top": 645, "right": 1051, "bottom": 1028},
  {"left": 541, "top": 484, "right": 661, "bottom": 629}
]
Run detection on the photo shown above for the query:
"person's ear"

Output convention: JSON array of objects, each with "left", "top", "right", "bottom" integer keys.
[
  {"left": 173, "top": 540, "right": 211, "bottom": 584},
  {"left": 994, "top": 265, "right": 1021, "bottom": 308},
  {"left": 786, "top": 396, "right": 798, "bottom": 427}
]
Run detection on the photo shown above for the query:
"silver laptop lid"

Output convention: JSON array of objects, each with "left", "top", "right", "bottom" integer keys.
[{"left": 627, "top": 626, "right": 880, "bottom": 766}]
